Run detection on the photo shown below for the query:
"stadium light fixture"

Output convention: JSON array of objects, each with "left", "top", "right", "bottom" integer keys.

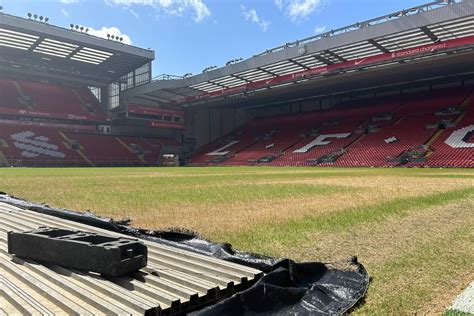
[
  {"left": 33, "top": 14, "right": 38, "bottom": 20},
  {"left": 226, "top": 58, "right": 243, "bottom": 66},
  {"left": 202, "top": 65, "right": 217, "bottom": 73},
  {"left": 80, "top": 26, "right": 84, "bottom": 31},
  {"left": 28, "top": 12, "right": 32, "bottom": 18},
  {"left": 75, "top": 25, "right": 79, "bottom": 30},
  {"left": 39, "top": 16, "right": 43, "bottom": 21}
]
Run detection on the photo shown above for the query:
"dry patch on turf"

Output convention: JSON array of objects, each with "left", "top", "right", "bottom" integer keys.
[
  {"left": 1, "top": 169, "right": 472, "bottom": 240},
  {"left": 123, "top": 182, "right": 470, "bottom": 237},
  {"left": 419, "top": 271, "right": 474, "bottom": 315},
  {"left": 355, "top": 228, "right": 473, "bottom": 314},
  {"left": 274, "top": 196, "right": 474, "bottom": 314},
  {"left": 1, "top": 167, "right": 473, "bottom": 314},
  {"left": 285, "top": 196, "right": 474, "bottom": 264}
]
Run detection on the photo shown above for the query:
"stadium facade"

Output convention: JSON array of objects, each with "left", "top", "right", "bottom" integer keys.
[{"left": 0, "top": 0, "right": 473, "bottom": 167}]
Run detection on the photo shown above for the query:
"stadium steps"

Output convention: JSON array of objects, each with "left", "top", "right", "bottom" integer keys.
[
  {"left": 0, "top": 138, "right": 8, "bottom": 148},
  {"left": 58, "top": 132, "right": 94, "bottom": 166},
  {"left": 424, "top": 89, "right": 474, "bottom": 160},
  {"left": 452, "top": 89, "right": 473, "bottom": 125},
  {"left": 72, "top": 89, "right": 96, "bottom": 116},
  {"left": 0, "top": 151, "right": 9, "bottom": 167},
  {"left": 423, "top": 129, "right": 444, "bottom": 158},
  {"left": 425, "top": 129, "right": 444, "bottom": 148},
  {"left": 454, "top": 112, "right": 467, "bottom": 125},
  {"left": 115, "top": 137, "right": 148, "bottom": 165},
  {"left": 12, "top": 81, "right": 35, "bottom": 110},
  {"left": 393, "top": 114, "right": 407, "bottom": 125},
  {"left": 458, "top": 89, "right": 474, "bottom": 112},
  {"left": 344, "top": 133, "right": 366, "bottom": 150},
  {"left": 234, "top": 138, "right": 263, "bottom": 155}
]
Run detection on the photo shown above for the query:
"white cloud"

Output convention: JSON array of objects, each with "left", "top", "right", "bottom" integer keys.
[
  {"left": 106, "top": 0, "right": 210, "bottom": 22},
  {"left": 60, "top": 0, "right": 80, "bottom": 3},
  {"left": 274, "top": 0, "right": 283, "bottom": 10},
  {"left": 61, "top": 8, "right": 70, "bottom": 17},
  {"left": 88, "top": 26, "right": 133, "bottom": 45},
  {"left": 314, "top": 25, "right": 326, "bottom": 34},
  {"left": 241, "top": 5, "right": 271, "bottom": 32},
  {"left": 275, "top": 0, "right": 323, "bottom": 23}
]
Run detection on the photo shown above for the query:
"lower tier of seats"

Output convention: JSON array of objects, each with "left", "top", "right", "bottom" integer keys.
[
  {"left": 0, "top": 125, "right": 164, "bottom": 167},
  {"left": 189, "top": 87, "right": 474, "bottom": 168}
]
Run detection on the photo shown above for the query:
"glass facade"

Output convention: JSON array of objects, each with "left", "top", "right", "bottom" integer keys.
[{"left": 107, "top": 62, "right": 151, "bottom": 109}]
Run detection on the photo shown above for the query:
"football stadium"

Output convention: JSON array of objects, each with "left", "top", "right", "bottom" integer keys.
[{"left": 0, "top": 0, "right": 473, "bottom": 315}]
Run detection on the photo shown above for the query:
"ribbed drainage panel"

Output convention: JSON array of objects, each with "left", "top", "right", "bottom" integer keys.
[{"left": 0, "top": 202, "right": 263, "bottom": 315}]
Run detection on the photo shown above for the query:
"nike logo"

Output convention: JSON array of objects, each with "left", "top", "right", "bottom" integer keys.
[{"left": 354, "top": 58, "right": 366, "bottom": 65}]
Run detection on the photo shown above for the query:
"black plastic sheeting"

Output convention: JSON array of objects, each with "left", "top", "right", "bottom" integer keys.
[{"left": 0, "top": 193, "right": 369, "bottom": 315}]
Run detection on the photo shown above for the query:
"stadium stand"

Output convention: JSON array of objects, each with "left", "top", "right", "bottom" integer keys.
[
  {"left": 0, "top": 78, "right": 106, "bottom": 121},
  {"left": 0, "top": 124, "right": 164, "bottom": 167},
  {"left": 2, "top": 1, "right": 474, "bottom": 169},
  {"left": 189, "top": 87, "right": 474, "bottom": 168},
  {"left": 0, "top": 76, "right": 173, "bottom": 166}
]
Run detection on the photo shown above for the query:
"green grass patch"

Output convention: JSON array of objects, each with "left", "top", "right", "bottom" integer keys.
[
  {"left": 444, "top": 310, "right": 474, "bottom": 316},
  {"left": 1, "top": 166, "right": 473, "bottom": 314},
  {"left": 226, "top": 187, "right": 474, "bottom": 254}
]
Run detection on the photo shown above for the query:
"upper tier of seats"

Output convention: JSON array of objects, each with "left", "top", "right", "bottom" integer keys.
[
  {"left": 189, "top": 87, "right": 474, "bottom": 168},
  {"left": 0, "top": 125, "right": 163, "bottom": 167},
  {"left": 0, "top": 77, "right": 106, "bottom": 121}
]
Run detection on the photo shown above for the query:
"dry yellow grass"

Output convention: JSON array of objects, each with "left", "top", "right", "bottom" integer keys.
[{"left": 0, "top": 166, "right": 473, "bottom": 313}]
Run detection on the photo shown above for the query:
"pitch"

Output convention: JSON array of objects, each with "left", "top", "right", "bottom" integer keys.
[{"left": 1, "top": 166, "right": 473, "bottom": 314}]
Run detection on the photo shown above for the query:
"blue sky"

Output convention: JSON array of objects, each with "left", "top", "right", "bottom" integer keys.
[{"left": 2, "top": 0, "right": 430, "bottom": 76}]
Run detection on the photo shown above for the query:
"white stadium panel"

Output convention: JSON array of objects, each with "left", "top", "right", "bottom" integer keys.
[{"left": 0, "top": 28, "right": 38, "bottom": 50}]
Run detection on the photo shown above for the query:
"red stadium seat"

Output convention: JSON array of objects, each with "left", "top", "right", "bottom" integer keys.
[{"left": 189, "top": 87, "right": 473, "bottom": 168}]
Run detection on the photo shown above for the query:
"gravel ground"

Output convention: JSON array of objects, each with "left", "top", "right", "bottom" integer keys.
[{"left": 448, "top": 281, "right": 474, "bottom": 314}]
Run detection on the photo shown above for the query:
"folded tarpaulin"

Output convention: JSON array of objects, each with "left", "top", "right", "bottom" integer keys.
[
  {"left": 194, "top": 259, "right": 368, "bottom": 315},
  {"left": 0, "top": 193, "right": 369, "bottom": 315}
]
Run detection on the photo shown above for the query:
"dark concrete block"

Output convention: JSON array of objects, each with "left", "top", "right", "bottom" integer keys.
[{"left": 8, "top": 227, "right": 147, "bottom": 276}]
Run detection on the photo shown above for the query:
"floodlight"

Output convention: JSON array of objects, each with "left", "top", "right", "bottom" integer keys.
[
  {"left": 33, "top": 14, "right": 38, "bottom": 20},
  {"left": 39, "top": 16, "right": 43, "bottom": 21},
  {"left": 111, "top": 35, "right": 115, "bottom": 40},
  {"left": 75, "top": 25, "right": 79, "bottom": 30},
  {"left": 80, "top": 26, "right": 84, "bottom": 31},
  {"left": 28, "top": 12, "right": 32, "bottom": 18}
]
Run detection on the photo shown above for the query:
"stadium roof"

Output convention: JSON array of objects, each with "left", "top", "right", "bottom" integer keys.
[
  {"left": 123, "top": 0, "right": 474, "bottom": 107},
  {"left": 0, "top": 202, "right": 262, "bottom": 315},
  {"left": 0, "top": 12, "right": 154, "bottom": 85}
]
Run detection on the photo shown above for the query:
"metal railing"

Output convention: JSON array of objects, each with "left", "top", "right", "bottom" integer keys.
[{"left": 152, "top": 74, "right": 186, "bottom": 81}]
